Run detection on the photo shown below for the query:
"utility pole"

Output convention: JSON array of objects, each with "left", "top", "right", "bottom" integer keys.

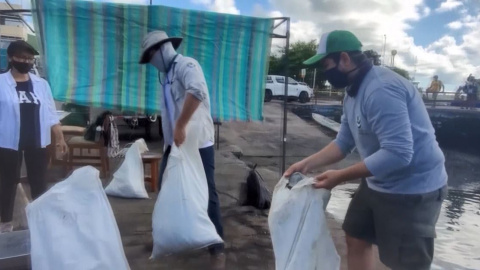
[
  {"left": 312, "top": 68, "right": 317, "bottom": 90},
  {"left": 413, "top": 56, "right": 417, "bottom": 81},
  {"left": 383, "top": 34, "right": 386, "bottom": 66}
]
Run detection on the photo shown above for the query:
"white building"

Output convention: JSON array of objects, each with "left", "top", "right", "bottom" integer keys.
[{"left": 0, "top": 2, "right": 27, "bottom": 46}]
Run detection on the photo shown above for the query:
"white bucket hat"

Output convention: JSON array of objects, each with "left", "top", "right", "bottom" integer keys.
[{"left": 139, "top": 31, "right": 183, "bottom": 64}]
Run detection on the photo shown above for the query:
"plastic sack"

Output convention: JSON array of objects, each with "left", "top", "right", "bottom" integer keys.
[
  {"left": 151, "top": 122, "right": 223, "bottom": 258},
  {"left": 26, "top": 166, "right": 130, "bottom": 270},
  {"left": 105, "top": 139, "right": 149, "bottom": 199},
  {"left": 268, "top": 173, "right": 340, "bottom": 270}
]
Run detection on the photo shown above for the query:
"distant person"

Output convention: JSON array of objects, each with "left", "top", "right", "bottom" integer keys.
[
  {"left": 426, "top": 75, "right": 444, "bottom": 107},
  {"left": 286, "top": 30, "right": 447, "bottom": 270},
  {"left": 0, "top": 41, "right": 68, "bottom": 233},
  {"left": 462, "top": 74, "right": 478, "bottom": 110},
  {"left": 139, "top": 31, "right": 225, "bottom": 269}
]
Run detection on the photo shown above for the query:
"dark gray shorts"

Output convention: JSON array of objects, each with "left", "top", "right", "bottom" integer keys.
[{"left": 342, "top": 180, "right": 447, "bottom": 270}]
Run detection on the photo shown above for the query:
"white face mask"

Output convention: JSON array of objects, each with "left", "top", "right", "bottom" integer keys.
[
  {"left": 150, "top": 50, "right": 167, "bottom": 73},
  {"left": 149, "top": 41, "right": 177, "bottom": 73}
]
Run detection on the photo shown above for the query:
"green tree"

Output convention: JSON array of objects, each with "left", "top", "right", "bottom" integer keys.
[
  {"left": 268, "top": 40, "right": 326, "bottom": 89},
  {"left": 268, "top": 55, "right": 282, "bottom": 75},
  {"left": 364, "top": 50, "right": 382, "bottom": 66}
]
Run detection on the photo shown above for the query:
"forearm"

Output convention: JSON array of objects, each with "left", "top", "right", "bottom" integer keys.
[
  {"left": 303, "top": 141, "right": 345, "bottom": 172},
  {"left": 51, "top": 124, "right": 64, "bottom": 142},
  {"left": 176, "top": 93, "right": 201, "bottom": 129},
  {"left": 338, "top": 162, "right": 372, "bottom": 182}
]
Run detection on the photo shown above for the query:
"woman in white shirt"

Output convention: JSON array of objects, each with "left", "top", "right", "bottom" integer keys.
[{"left": 0, "top": 41, "right": 68, "bottom": 233}]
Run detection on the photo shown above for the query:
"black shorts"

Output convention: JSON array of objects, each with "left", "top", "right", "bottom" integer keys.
[{"left": 342, "top": 180, "right": 447, "bottom": 270}]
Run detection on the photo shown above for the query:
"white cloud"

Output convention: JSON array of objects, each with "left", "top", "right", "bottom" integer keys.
[
  {"left": 268, "top": 0, "right": 480, "bottom": 90},
  {"left": 191, "top": 0, "right": 240, "bottom": 15},
  {"left": 100, "top": 0, "right": 150, "bottom": 4},
  {"left": 447, "top": 20, "right": 463, "bottom": 29},
  {"left": 252, "top": 3, "right": 268, "bottom": 17},
  {"left": 423, "top": 6, "right": 431, "bottom": 17},
  {"left": 211, "top": 0, "right": 240, "bottom": 14},
  {"left": 14, "top": 0, "right": 149, "bottom": 9},
  {"left": 191, "top": 0, "right": 210, "bottom": 4},
  {"left": 436, "top": 0, "right": 463, "bottom": 13},
  {"left": 89, "top": 0, "right": 150, "bottom": 4},
  {"left": 264, "top": 10, "right": 320, "bottom": 56}
]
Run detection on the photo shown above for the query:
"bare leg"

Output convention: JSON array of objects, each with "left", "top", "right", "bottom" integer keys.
[{"left": 346, "top": 234, "right": 375, "bottom": 270}]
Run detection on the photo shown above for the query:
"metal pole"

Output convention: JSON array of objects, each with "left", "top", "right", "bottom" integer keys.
[
  {"left": 413, "top": 56, "right": 417, "bottom": 81},
  {"left": 383, "top": 34, "right": 386, "bottom": 66},
  {"left": 312, "top": 68, "right": 316, "bottom": 90},
  {"left": 313, "top": 68, "right": 317, "bottom": 104},
  {"left": 281, "top": 18, "right": 290, "bottom": 174}
]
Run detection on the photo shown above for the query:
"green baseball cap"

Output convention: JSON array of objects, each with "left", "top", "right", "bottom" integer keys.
[{"left": 303, "top": 30, "right": 362, "bottom": 65}]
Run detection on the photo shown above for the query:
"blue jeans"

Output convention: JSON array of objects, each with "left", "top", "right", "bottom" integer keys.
[{"left": 158, "top": 146, "right": 225, "bottom": 254}]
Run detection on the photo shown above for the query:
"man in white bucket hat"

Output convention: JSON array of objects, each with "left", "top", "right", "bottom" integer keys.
[{"left": 140, "top": 31, "right": 225, "bottom": 269}]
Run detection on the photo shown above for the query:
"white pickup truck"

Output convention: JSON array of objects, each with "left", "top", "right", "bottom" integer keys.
[{"left": 264, "top": 75, "right": 313, "bottom": 103}]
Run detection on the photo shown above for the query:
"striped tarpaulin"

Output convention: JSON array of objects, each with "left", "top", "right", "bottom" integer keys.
[{"left": 32, "top": 0, "right": 273, "bottom": 121}]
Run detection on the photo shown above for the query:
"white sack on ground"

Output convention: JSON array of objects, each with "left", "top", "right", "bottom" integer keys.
[
  {"left": 105, "top": 138, "right": 149, "bottom": 199},
  {"left": 151, "top": 122, "right": 222, "bottom": 258},
  {"left": 268, "top": 173, "right": 340, "bottom": 270},
  {"left": 26, "top": 166, "right": 130, "bottom": 270}
]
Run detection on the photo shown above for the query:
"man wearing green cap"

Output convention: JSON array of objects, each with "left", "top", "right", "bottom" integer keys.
[{"left": 285, "top": 30, "right": 447, "bottom": 270}]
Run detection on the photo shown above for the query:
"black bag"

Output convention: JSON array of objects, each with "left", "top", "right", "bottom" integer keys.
[
  {"left": 240, "top": 164, "right": 272, "bottom": 210},
  {"left": 84, "top": 111, "right": 112, "bottom": 143},
  {"left": 83, "top": 124, "right": 96, "bottom": 142}
]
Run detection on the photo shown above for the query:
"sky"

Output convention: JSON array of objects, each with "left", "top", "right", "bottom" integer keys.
[{"left": 9, "top": 0, "right": 480, "bottom": 91}]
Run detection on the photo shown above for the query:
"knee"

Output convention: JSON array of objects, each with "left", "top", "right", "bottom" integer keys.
[{"left": 346, "top": 235, "right": 372, "bottom": 253}]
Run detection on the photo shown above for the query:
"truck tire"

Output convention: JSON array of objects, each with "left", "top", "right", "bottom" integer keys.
[
  {"left": 265, "top": 89, "right": 273, "bottom": 102},
  {"left": 299, "top": 91, "right": 309, "bottom": 103}
]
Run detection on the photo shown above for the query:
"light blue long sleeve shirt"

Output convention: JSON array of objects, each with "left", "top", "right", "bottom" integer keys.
[{"left": 335, "top": 66, "right": 447, "bottom": 194}]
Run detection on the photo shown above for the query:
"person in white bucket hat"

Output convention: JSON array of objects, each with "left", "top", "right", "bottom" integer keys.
[
  {"left": 285, "top": 30, "right": 447, "bottom": 270},
  {"left": 140, "top": 31, "right": 226, "bottom": 269}
]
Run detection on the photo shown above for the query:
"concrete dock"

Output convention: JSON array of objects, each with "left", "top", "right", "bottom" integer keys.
[{"left": 3, "top": 101, "right": 389, "bottom": 270}]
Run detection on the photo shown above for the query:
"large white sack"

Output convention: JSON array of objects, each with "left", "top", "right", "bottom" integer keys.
[
  {"left": 268, "top": 173, "right": 340, "bottom": 270},
  {"left": 26, "top": 166, "right": 130, "bottom": 270},
  {"left": 105, "top": 139, "right": 149, "bottom": 199},
  {"left": 151, "top": 122, "right": 223, "bottom": 258}
]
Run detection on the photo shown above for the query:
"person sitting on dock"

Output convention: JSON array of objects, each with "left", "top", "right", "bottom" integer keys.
[
  {"left": 426, "top": 75, "right": 444, "bottom": 107},
  {"left": 462, "top": 74, "right": 478, "bottom": 110},
  {"left": 289, "top": 30, "right": 448, "bottom": 270}
]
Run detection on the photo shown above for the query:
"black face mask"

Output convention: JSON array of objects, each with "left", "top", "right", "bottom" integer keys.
[
  {"left": 11, "top": 61, "right": 33, "bottom": 74},
  {"left": 324, "top": 65, "right": 359, "bottom": 89}
]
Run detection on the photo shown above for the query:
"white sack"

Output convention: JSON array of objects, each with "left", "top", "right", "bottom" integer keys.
[
  {"left": 151, "top": 122, "right": 223, "bottom": 258},
  {"left": 26, "top": 166, "right": 130, "bottom": 270},
  {"left": 268, "top": 173, "right": 340, "bottom": 270},
  {"left": 105, "top": 139, "right": 149, "bottom": 199}
]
